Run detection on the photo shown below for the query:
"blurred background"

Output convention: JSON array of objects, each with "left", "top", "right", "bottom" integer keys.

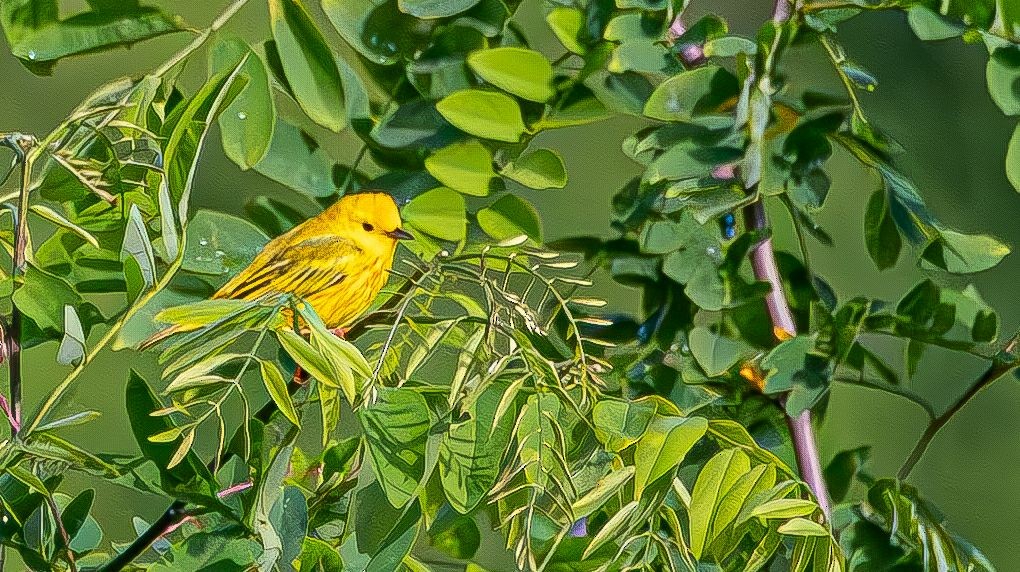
[{"left": 1, "top": 0, "right": 1018, "bottom": 568}]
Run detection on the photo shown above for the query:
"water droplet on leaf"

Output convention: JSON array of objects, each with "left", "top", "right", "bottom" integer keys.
[
  {"left": 237, "top": 111, "right": 247, "bottom": 120},
  {"left": 27, "top": 50, "right": 36, "bottom": 60}
]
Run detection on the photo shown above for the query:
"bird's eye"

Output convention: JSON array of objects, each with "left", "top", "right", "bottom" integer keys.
[{"left": 362, "top": 222, "right": 375, "bottom": 232}]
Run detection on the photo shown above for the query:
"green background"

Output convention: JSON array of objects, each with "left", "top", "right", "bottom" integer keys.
[{"left": 1, "top": 0, "right": 1018, "bottom": 568}]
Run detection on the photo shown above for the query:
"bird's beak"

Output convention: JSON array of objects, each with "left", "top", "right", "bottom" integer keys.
[{"left": 387, "top": 227, "right": 414, "bottom": 240}]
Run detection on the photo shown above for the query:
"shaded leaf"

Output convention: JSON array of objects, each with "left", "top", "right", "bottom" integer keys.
[{"left": 268, "top": 0, "right": 345, "bottom": 131}]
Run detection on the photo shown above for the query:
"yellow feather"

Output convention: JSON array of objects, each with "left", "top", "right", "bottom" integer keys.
[{"left": 213, "top": 192, "right": 410, "bottom": 329}]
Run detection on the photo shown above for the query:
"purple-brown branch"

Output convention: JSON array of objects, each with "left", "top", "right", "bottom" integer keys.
[{"left": 739, "top": 0, "right": 834, "bottom": 519}]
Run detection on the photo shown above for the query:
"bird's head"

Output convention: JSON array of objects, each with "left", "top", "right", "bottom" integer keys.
[{"left": 332, "top": 192, "right": 413, "bottom": 257}]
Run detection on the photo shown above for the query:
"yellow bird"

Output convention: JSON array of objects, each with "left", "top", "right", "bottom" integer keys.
[{"left": 213, "top": 191, "right": 412, "bottom": 330}]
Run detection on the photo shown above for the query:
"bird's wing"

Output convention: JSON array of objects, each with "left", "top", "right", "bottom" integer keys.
[{"left": 214, "top": 234, "right": 362, "bottom": 302}]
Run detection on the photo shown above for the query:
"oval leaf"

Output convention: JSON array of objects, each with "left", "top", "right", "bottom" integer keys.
[
  {"left": 269, "top": 0, "right": 345, "bottom": 131},
  {"left": 425, "top": 140, "right": 498, "bottom": 196},
  {"left": 467, "top": 47, "right": 555, "bottom": 102},
  {"left": 436, "top": 90, "right": 526, "bottom": 142}
]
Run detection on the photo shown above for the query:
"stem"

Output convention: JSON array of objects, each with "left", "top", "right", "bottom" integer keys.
[
  {"left": 46, "top": 494, "right": 79, "bottom": 572},
  {"left": 897, "top": 360, "right": 1018, "bottom": 480},
  {"left": 153, "top": 0, "right": 251, "bottom": 78},
  {"left": 831, "top": 376, "right": 936, "bottom": 421},
  {"left": 21, "top": 253, "right": 185, "bottom": 436},
  {"left": 735, "top": 0, "right": 833, "bottom": 519},
  {"left": 5, "top": 133, "right": 38, "bottom": 436},
  {"left": 99, "top": 500, "right": 187, "bottom": 572},
  {"left": 744, "top": 203, "right": 833, "bottom": 519}
]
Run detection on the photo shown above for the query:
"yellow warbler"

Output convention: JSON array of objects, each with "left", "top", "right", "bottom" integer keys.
[{"left": 213, "top": 191, "right": 412, "bottom": 329}]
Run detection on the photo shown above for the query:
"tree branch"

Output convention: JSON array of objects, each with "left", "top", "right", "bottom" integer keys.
[
  {"left": 744, "top": 203, "right": 834, "bottom": 519},
  {"left": 735, "top": 0, "right": 835, "bottom": 520},
  {"left": 897, "top": 355, "right": 1019, "bottom": 480}
]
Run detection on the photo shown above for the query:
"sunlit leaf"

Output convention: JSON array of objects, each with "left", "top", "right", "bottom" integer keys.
[
  {"left": 436, "top": 89, "right": 526, "bottom": 142},
  {"left": 425, "top": 140, "right": 499, "bottom": 196},
  {"left": 467, "top": 47, "right": 555, "bottom": 102}
]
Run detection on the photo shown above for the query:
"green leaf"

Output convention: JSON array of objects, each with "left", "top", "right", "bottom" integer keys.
[
  {"left": 643, "top": 66, "right": 739, "bottom": 122},
  {"left": 321, "top": 0, "right": 411, "bottom": 67},
  {"left": 502, "top": 148, "right": 568, "bottom": 189},
  {"left": 864, "top": 188, "right": 901, "bottom": 270},
  {"left": 29, "top": 205, "right": 99, "bottom": 248},
  {"left": 56, "top": 305, "right": 86, "bottom": 366},
  {"left": 921, "top": 229, "right": 1010, "bottom": 274},
  {"left": 759, "top": 335, "right": 819, "bottom": 394},
  {"left": 366, "top": 503, "right": 421, "bottom": 572},
  {"left": 823, "top": 446, "right": 870, "bottom": 503},
  {"left": 1007, "top": 121, "right": 1020, "bottom": 192},
  {"left": 430, "top": 510, "right": 481, "bottom": 559},
  {"left": 298, "top": 537, "right": 344, "bottom": 570},
  {"left": 402, "top": 187, "right": 467, "bottom": 242},
  {"left": 703, "top": 36, "right": 757, "bottom": 57},
  {"left": 425, "top": 140, "right": 499, "bottom": 196},
  {"left": 633, "top": 415, "right": 708, "bottom": 498},
  {"left": 777, "top": 517, "right": 830, "bottom": 537},
  {"left": 183, "top": 210, "right": 269, "bottom": 277},
  {"left": 360, "top": 387, "right": 431, "bottom": 508},
  {"left": 583, "top": 500, "right": 639, "bottom": 559},
  {"left": 254, "top": 120, "right": 339, "bottom": 198},
  {"left": 124, "top": 371, "right": 218, "bottom": 502},
  {"left": 987, "top": 47, "right": 1020, "bottom": 115},
  {"left": 572, "top": 465, "right": 636, "bottom": 518},
  {"left": 211, "top": 39, "right": 275, "bottom": 169},
  {"left": 592, "top": 398, "right": 656, "bottom": 452},
  {"left": 150, "top": 529, "right": 261, "bottom": 571},
  {"left": 690, "top": 448, "right": 751, "bottom": 558},
  {"left": 467, "top": 47, "right": 555, "bottom": 102},
  {"left": 546, "top": 6, "right": 586, "bottom": 54},
  {"left": 163, "top": 61, "right": 247, "bottom": 222},
  {"left": 253, "top": 441, "right": 294, "bottom": 571},
  {"left": 0, "top": 0, "right": 182, "bottom": 75},
  {"left": 56, "top": 489, "right": 95, "bottom": 550},
  {"left": 907, "top": 6, "right": 964, "bottom": 41},
  {"left": 516, "top": 393, "right": 564, "bottom": 487},
  {"left": 297, "top": 302, "right": 372, "bottom": 400},
  {"left": 689, "top": 327, "right": 751, "bottom": 377},
  {"left": 439, "top": 381, "right": 513, "bottom": 513},
  {"left": 750, "top": 498, "right": 819, "bottom": 521},
  {"left": 711, "top": 463, "right": 775, "bottom": 541},
  {"left": 477, "top": 194, "right": 542, "bottom": 242},
  {"left": 259, "top": 360, "right": 300, "bottom": 427},
  {"left": 398, "top": 0, "right": 481, "bottom": 18},
  {"left": 269, "top": 0, "right": 345, "bottom": 131},
  {"left": 121, "top": 204, "right": 156, "bottom": 293},
  {"left": 436, "top": 89, "right": 526, "bottom": 142}
]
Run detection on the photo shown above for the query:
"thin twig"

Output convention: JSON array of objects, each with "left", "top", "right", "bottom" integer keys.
[
  {"left": 103, "top": 276, "right": 426, "bottom": 571},
  {"left": 46, "top": 495, "right": 79, "bottom": 572},
  {"left": 897, "top": 358, "right": 1018, "bottom": 480},
  {"left": 21, "top": 246, "right": 186, "bottom": 436},
  {"left": 3, "top": 133, "right": 38, "bottom": 436},
  {"left": 153, "top": 0, "right": 252, "bottom": 78},
  {"left": 831, "top": 375, "right": 936, "bottom": 421}
]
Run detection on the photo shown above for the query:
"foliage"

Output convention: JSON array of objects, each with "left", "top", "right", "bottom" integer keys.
[{"left": 0, "top": 0, "right": 1016, "bottom": 571}]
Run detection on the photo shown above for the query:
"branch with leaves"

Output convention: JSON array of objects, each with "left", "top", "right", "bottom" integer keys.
[{"left": 0, "top": 0, "right": 1017, "bottom": 570}]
